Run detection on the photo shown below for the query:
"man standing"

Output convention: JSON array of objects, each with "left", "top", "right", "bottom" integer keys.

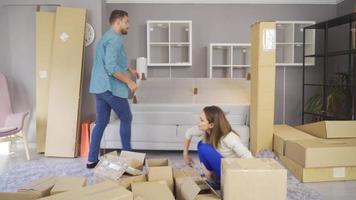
[{"left": 87, "top": 10, "right": 138, "bottom": 168}]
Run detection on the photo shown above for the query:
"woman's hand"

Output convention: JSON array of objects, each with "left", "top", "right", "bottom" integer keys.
[
  {"left": 127, "top": 80, "right": 138, "bottom": 93},
  {"left": 128, "top": 67, "right": 140, "bottom": 79},
  {"left": 183, "top": 152, "right": 194, "bottom": 167}
]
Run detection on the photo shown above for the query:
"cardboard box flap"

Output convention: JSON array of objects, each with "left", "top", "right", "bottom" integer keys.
[
  {"left": 38, "top": 181, "right": 132, "bottom": 200},
  {"left": 180, "top": 178, "right": 201, "bottom": 200},
  {"left": 94, "top": 156, "right": 129, "bottom": 180},
  {"left": 224, "top": 158, "right": 284, "bottom": 170},
  {"left": 50, "top": 177, "right": 86, "bottom": 194},
  {"left": 295, "top": 121, "right": 356, "bottom": 138},
  {"left": 173, "top": 167, "right": 200, "bottom": 179},
  {"left": 18, "top": 177, "right": 57, "bottom": 194},
  {"left": 120, "top": 151, "right": 146, "bottom": 170}
]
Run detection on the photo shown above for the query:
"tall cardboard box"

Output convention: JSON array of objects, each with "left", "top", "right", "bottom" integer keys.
[
  {"left": 38, "top": 181, "right": 133, "bottom": 200},
  {"left": 285, "top": 138, "right": 356, "bottom": 168},
  {"left": 131, "top": 181, "right": 175, "bottom": 200},
  {"left": 50, "top": 177, "right": 86, "bottom": 195},
  {"left": 45, "top": 7, "right": 86, "bottom": 157},
  {"left": 35, "top": 11, "right": 55, "bottom": 153},
  {"left": 146, "top": 158, "right": 174, "bottom": 192},
  {"left": 222, "top": 158, "right": 287, "bottom": 200},
  {"left": 250, "top": 21, "right": 276, "bottom": 154},
  {"left": 273, "top": 124, "right": 317, "bottom": 156},
  {"left": 295, "top": 121, "right": 356, "bottom": 139},
  {"left": 276, "top": 152, "right": 356, "bottom": 182}
]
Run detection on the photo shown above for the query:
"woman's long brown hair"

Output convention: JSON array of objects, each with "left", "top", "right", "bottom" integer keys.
[{"left": 203, "top": 105, "right": 237, "bottom": 148}]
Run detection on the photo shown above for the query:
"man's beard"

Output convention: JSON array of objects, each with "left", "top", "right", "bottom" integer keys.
[{"left": 121, "top": 29, "right": 128, "bottom": 35}]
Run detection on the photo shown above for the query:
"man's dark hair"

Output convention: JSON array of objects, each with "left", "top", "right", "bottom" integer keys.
[{"left": 109, "top": 10, "right": 128, "bottom": 24}]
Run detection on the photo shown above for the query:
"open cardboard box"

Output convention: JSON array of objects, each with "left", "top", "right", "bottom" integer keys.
[{"left": 146, "top": 158, "right": 174, "bottom": 192}]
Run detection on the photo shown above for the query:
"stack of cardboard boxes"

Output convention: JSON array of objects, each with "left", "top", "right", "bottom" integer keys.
[{"left": 274, "top": 121, "right": 356, "bottom": 182}]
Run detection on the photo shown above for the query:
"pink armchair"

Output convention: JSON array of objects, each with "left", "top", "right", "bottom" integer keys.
[{"left": 0, "top": 72, "right": 30, "bottom": 160}]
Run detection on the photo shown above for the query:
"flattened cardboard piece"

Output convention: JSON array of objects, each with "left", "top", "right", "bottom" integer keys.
[
  {"left": 0, "top": 192, "right": 43, "bottom": 200},
  {"left": 94, "top": 155, "right": 129, "bottom": 181},
  {"left": 45, "top": 7, "right": 87, "bottom": 158},
  {"left": 222, "top": 158, "right": 287, "bottom": 200},
  {"left": 285, "top": 138, "right": 356, "bottom": 168},
  {"left": 50, "top": 177, "right": 86, "bottom": 195},
  {"left": 276, "top": 152, "right": 356, "bottom": 183},
  {"left": 119, "top": 151, "right": 146, "bottom": 170},
  {"left": 118, "top": 174, "right": 147, "bottom": 190},
  {"left": 249, "top": 21, "right": 277, "bottom": 155},
  {"left": 18, "top": 176, "right": 57, "bottom": 197},
  {"left": 295, "top": 121, "right": 356, "bottom": 139},
  {"left": 131, "top": 181, "right": 175, "bottom": 200},
  {"left": 273, "top": 124, "right": 317, "bottom": 156},
  {"left": 35, "top": 11, "right": 56, "bottom": 153},
  {"left": 38, "top": 181, "right": 133, "bottom": 200}
]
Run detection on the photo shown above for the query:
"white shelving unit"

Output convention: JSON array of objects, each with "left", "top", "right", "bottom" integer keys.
[
  {"left": 147, "top": 20, "right": 192, "bottom": 68},
  {"left": 276, "top": 21, "right": 315, "bottom": 66},
  {"left": 207, "top": 43, "right": 251, "bottom": 78}
]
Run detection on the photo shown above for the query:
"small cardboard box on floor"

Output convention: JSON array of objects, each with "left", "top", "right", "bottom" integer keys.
[
  {"left": 131, "top": 181, "right": 174, "bottom": 200},
  {"left": 249, "top": 21, "right": 276, "bottom": 155},
  {"left": 285, "top": 138, "right": 356, "bottom": 168},
  {"left": 274, "top": 124, "right": 356, "bottom": 182},
  {"left": 222, "top": 158, "right": 287, "bottom": 200},
  {"left": 176, "top": 177, "right": 221, "bottom": 200},
  {"left": 295, "top": 120, "right": 356, "bottom": 138}
]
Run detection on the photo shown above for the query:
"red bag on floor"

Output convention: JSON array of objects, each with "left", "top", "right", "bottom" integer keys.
[{"left": 80, "top": 120, "right": 91, "bottom": 157}]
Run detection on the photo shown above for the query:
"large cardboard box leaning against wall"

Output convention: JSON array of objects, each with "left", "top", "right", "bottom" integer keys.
[
  {"left": 273, "top": 124, "right": 317, "bottom": 156},
  {"left": 295, "top": 121, "right": 356, "bottom": 139},
  {"left": 35, "top": 11, "right": 56, "bottom": 153},
  {"left": 131, "top": 181, "right": 175, "bottom": 200},
  {"left": 45, "top": 7, "right": 87, "bottom": 158},
  {"left": 222, "top": 158, "right": 287, "bottom": 200},
  {"left": 285, "top": 138, "right": 356, "bottom": 168},
  {"left": 249, "top": 21, "right": 276, "bottom": 155},
  {"left": 276, "top": 151, "right": 356, "bottom": 182},
  {"left": 146, "top": 158, "right": 174, "bottom": 192},
  {"left": 38, "top": 181, "right": 133, "bottom": 200}
]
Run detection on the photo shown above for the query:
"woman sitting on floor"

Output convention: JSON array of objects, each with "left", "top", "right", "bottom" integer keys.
[{"left": 183, "top": 105, "right": 253, "bottom": 187}]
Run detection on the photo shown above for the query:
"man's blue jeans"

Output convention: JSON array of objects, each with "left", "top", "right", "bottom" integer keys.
[{"left": 88, "top": 91, "right": 132, "bottom": 162}]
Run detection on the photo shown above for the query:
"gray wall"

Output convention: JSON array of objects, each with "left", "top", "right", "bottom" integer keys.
[
  {"left": 337, "top": 0, "right": 355, "bottom": 16},
  {"left": 105, "top": 3, "right": 336, "bottom": 125}
]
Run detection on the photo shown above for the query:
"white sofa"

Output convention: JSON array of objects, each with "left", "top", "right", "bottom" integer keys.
[{"left": 90, "top": 78, "right": 250, "bottom": 151}]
